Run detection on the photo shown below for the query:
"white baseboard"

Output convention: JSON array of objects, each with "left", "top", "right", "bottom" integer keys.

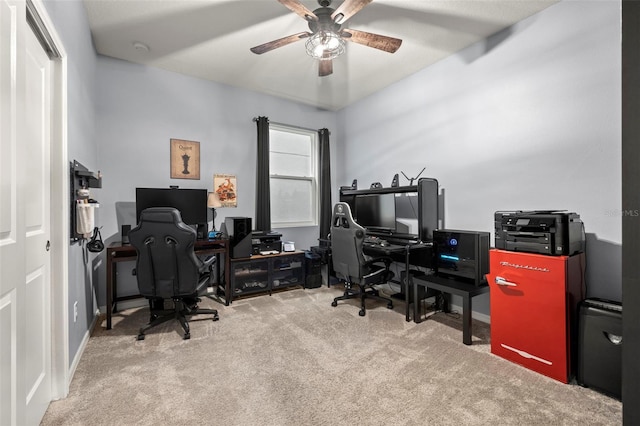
[
  {"left": 68, "top": 308, "right": 100, "bottom": 386},
  {"left": 98, "top": 298, "right": 146, "bottom": 315}
]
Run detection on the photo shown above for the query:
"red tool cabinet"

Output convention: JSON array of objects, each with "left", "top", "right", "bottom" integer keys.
[{"left": 487, "top": 249, "right": 585, "bottom": 383}]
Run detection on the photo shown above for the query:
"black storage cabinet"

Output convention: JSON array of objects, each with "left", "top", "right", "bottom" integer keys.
[{"left": 577, "top": 298, "right": 622, "bottom": 399}]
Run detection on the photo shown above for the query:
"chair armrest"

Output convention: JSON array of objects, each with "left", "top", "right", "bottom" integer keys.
[
  {"left": 363, "top": 256, "right": 394, "bottom": 283},
  {"left": 364, "top": 256, "right": 392, "bottom": 268}
]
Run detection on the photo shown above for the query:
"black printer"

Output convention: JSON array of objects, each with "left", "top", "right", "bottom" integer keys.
[
  {"left": 251, "top": 231, "right": 282, "bottom": 255},
  {"left": 494, "top": 210, "right": 585, "bottom": 256}
]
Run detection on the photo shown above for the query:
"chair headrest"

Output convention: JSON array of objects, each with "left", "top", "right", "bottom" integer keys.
[
  {"left": 139, "top": 207, "right": 184, "bottom": 224},
  {"left": 332, "top": 202, "right": 352, "bottom": 220},
  {"left": 331, "top": 202, "right": 364, "bottom": 236}
]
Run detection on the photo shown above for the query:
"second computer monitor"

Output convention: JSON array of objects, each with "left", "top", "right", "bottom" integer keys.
[{"left": 354, "top": 193, "right": 396, "bottom": 232}]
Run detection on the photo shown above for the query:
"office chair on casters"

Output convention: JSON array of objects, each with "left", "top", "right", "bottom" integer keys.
[
  {"left": 330, "top": 202, "right": 394, "bottom": 316},
  {"left": 129, "top": 207, "right": 219, "bottom": 340}
]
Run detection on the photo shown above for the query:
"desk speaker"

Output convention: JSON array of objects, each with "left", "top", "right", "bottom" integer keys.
[
  {"left": 226, "top": 217, "right": 252, "bottom": 258},
  {"left": 121, "top": 225, "right": 131, "bottom": 244}
]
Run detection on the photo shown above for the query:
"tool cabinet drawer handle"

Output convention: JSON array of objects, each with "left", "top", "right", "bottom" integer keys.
[{"left": 495, "top": 276, "right": 518, "bottom": 287}]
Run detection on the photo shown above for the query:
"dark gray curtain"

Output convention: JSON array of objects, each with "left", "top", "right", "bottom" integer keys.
[
  {"left": 255, "top": 116, "right": 271, "bottom": 232},
  {"left": 318, "top": 128, "right": 332, "bottom": 240}
]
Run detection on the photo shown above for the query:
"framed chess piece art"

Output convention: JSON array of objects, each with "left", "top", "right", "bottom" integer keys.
[{"left": 170, "top": 138, "right": 200, "bottom": 180}]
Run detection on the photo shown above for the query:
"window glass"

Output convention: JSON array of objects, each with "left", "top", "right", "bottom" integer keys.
[
  {"left": 269, "top": 124, "right": 317, "bottom": 227},
  {"left": 270, "top": 130, "right": 312, "bottom": 176},
  {"left": 270, "top": 178, "right": 314, "bottom": 224}
]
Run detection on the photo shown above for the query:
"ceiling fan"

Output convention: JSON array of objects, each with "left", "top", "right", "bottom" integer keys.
[{"left": 250, "top": 0, "right": 402, "bottom": 77}]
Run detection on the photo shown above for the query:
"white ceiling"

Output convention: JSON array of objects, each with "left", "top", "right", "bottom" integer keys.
[{"left": 83, "top": 0, "right": 557, "bottom": 111}]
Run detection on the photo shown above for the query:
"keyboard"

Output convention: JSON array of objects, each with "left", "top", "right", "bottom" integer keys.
[
  {"left": 364, "top": 236, "right": 388, "bottom": 246},
  {"left": 364, "top": 236, "right": 423, "bottom": 247},
  {"left": 385, "top": 237, "right": 420, "bottom": 245}
]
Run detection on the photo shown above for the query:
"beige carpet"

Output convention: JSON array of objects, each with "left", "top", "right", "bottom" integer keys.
[{"left": 42, "top": 285, "right": 622, "bottom": 425}]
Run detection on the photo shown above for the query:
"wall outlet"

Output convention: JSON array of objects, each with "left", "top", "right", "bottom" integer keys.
[{"left": 73, "top": 301, "right": 78, "bottom": 323}]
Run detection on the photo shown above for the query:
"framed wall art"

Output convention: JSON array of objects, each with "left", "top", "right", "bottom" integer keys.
[
  {"left": 170, "top": 139, "right": 200, "bottom": 180},
  {"left": 213, "top": 174, "right": 237, "bottom": 207}
]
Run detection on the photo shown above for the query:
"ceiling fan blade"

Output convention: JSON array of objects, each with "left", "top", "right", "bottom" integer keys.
[
  {"left": 341, "top": 28, "right": 402, "bottom": 53},
  {"left": 250, "top": 32, "right": 311, "bottom": 54},
  {"left": 318, "top": 58, "right": 333, "bottom": 77},
  {"left": 277, "top": 0, "right": 318, "bottom": 22},
  {"left": 331, "top": 0, "right": 372, "bottom": 24}
]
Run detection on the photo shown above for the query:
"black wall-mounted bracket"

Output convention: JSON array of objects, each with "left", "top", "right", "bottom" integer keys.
[{"left": 70, "top": 160, "right": 102, "bottom": 243}]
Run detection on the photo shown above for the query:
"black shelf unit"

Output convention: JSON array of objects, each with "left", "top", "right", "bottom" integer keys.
[
  {"left": 230, "top": 252, "right": 305, "bottom": 301},
  {"left": 272, "top": 255, "right": 304, "bottom": 290},
  {"left": 231, "top": 258, "right": 270, "bottom": 297},
  {"left": 340, "top": 184, "right": 418, "bottom": 197},
  {"left": 339, "top": 177, "right": 441, "bottom": 242}
]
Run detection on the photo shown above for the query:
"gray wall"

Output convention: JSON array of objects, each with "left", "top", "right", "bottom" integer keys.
[
  {"left": 93, "top": 57, "right": 338, "bottom": 307},
  {"left": 337, "top": 0, "right": 622, "bottom": 315},
  {"left": 42, "top": 0, "right": 100, "bottom": 366}
]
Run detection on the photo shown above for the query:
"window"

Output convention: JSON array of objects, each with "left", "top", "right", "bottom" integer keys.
[{"left": 269, "top": 123, "right": 318, "bottom": 227}]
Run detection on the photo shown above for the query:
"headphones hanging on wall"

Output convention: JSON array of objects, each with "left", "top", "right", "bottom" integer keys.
[{"left": 87, "top": 227, "right": 104, "bottom": 253}]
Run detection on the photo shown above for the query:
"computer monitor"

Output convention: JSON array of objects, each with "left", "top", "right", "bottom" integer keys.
[
  {"left": 354, "top": 193, "right": 396, "bottom": 232},
  {"left": 135, "top": 188, "right": 208, "bottom": 230},
  {"left": 394, "top": 193, "right": 419, "bottom": 236}
]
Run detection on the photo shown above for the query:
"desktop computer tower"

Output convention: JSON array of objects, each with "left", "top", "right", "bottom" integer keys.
[
  {"left": 304, "top": 250, "right": 323, "bottom": 289},
  {"left": 225, "top": 217, "right": 252, "bottom": 258},
  {"left": 433, "top": 229, "right": 490, "bottom": 286}
]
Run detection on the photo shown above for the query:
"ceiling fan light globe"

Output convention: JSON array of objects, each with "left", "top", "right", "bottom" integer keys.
[{"left": 305, "top": 31, "right": 345, "bottom": 60}]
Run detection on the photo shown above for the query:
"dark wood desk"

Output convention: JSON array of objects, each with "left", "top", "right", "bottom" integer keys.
[
  {"left": 105, "top": 238, "right": 230, "bottom": 330},
  {"left": 412, "top": 275, "right": 490, "bottom": 345},
  {"left": 363, "top": 241, "right": 433, "bottom": 322}
]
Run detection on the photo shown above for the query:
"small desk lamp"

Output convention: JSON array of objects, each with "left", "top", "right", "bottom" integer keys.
[{"left": 207, "top": 192, "right": 222, "bottom": 237}]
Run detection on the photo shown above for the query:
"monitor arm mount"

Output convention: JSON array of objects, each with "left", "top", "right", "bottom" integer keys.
[{"left": 401, "top": 167, "right": 426, "bottom": 186}]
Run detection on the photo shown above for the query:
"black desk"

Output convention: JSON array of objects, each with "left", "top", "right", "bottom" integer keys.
[
  {"left": 412, "top": 275, "right": 490, "bottom": 345},
  {"left": 363, "top": 241, "right": 432, "bottom": 322},
  {"left": 105, "top": 239, "right": 230, "bottom": 330}
]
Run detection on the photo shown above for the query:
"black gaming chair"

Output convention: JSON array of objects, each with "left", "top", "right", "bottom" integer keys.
[
  {"left": 330, "top": 202, "right": 394, "bottom": 316},
  {"left": 129, "top": 207, "right": 219, "bottom": 340}
]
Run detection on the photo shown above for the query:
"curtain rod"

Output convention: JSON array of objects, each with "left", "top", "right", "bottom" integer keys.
[{"left": 252, "top": 117, "right": 324, "bottom": 134}]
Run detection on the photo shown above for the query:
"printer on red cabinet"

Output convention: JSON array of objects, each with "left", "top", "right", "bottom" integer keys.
[{"left": 494, "top": 210, "right": 585, "bottom": 256}]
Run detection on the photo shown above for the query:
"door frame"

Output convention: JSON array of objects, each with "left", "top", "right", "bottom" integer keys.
[{"left": 26, "top": 0, "right": 69, "bottom": 400}]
